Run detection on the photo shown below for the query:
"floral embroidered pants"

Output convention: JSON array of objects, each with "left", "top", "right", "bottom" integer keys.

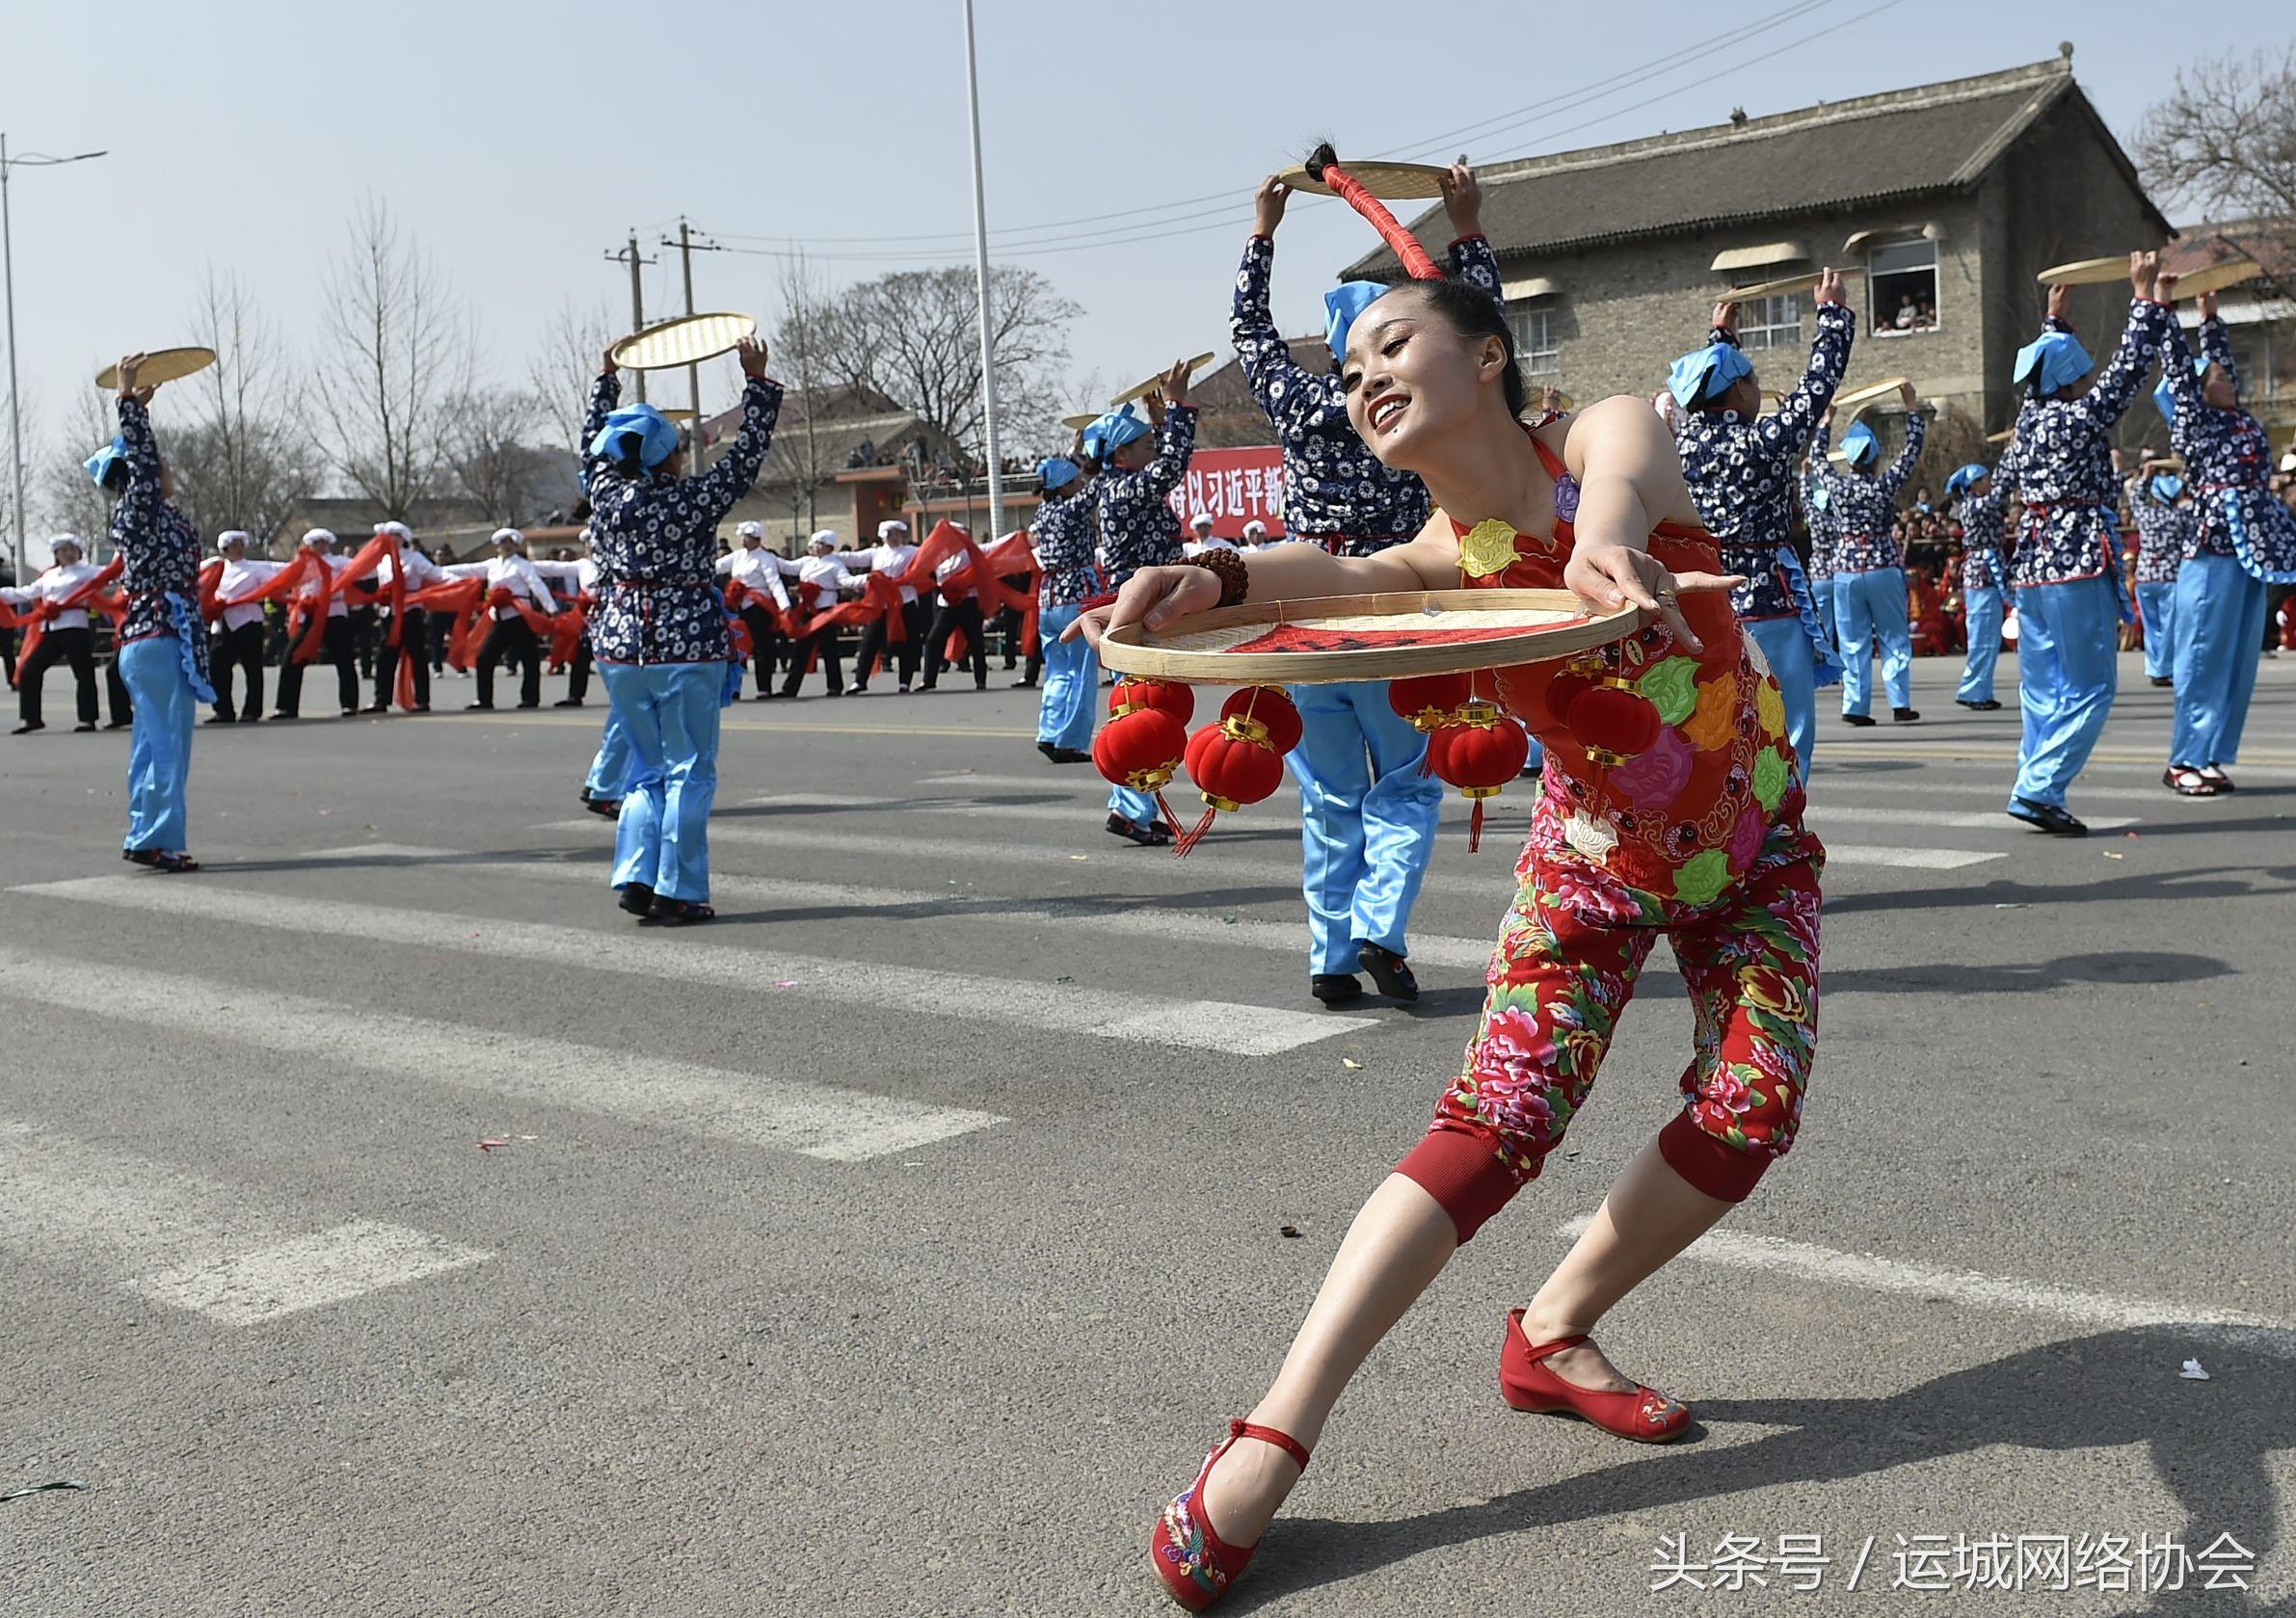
[{"left": 1398, "top": 824, "right": 1824, "bottom": 1241}]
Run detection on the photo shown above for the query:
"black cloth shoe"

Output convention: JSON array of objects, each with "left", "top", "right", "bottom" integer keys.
[
  {"left": 12, "top": 722, "right": 44, "bottom": 735},
  {"left": 1357, "top": 942, "right": 1419, "bottom": 1001},
  {"left": 71, "top": 722, "right": 97, "bottom": 732},
  {"left": 103, "top": 719, "right": 129, "bottom": 730},
  {"left": 1955, "top": 698, "right": 2001, "bottom": 710},
  {"left": 551, "top": 698, "right": 583, "bottom": 707},
  {"left": 1011, "top": 678, "right": 1037, "bottom": 689},
  {"left": 465, "top": 702, "right": 493, "bottom": 711},
  {"left": 2149, "top": 675, "right": 2174, "bottom": 687},
  {"left": 1105, "top": 811, "right": 1171, "bottom": 847},
  {"left": 1039, "top": 742, "right": 1090, "bottom": 764},
  {"left": 2007, "top": 798, "right": 2087, "bottom": 836},
  {"left": 203, "top": 714, "right": 235, "bottom": 726},
  {"left": 360, "top": 703, "right": 389, "bottom": 714},
  {"left": 646, "top": 896, "right": 715, "bottom": 927},
  {"left": 1311, "top": 973, "right": 1364, "bottom": 1006},
  {"left": 1891, "top": 706, "right": 1921, "bottom": 723},
  {"left": 617, "top": 883, "right": 656, "bottom": 917},
  {"left": 1840, "top": 713, "right": 1876, "bottom": 728},
  {"left": 238, "top": 712, "right": 262, "bottom": 723},
  {"left": 2201, "top": 765, "right": 2236, "bottom": 791}
]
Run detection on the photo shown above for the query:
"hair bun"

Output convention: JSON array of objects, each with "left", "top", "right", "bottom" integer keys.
[{"left": 1303, "top": 142, "right": 1339, "bottom": 182}]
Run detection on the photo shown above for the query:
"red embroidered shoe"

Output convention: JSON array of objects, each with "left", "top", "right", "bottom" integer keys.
[
  {"left": 1149, "top": 1419, "right": 1310, "bottom": 1611},
  {"left": 1499, "top": 1309, "right": 1692, "bottom": 1443}
]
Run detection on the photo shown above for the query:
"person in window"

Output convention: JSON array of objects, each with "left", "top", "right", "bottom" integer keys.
[
  {"left": 1993, "top": 255, "right": 2175, "bottom": 834},
  {"left": 1892, "top": 294, "right": 1917, "bottom": 332},
  {"left": 2154, "top": 284, "right": 2296, "bottom": 793},
  {"left": 1812, "top": 387, "right": 1927, "bottom": 726},
  {"left": 1670, "top": 268, "right": 1852, "bottom": 780},
  {"left": 1916, "top": 299, "right": 1937, "bottom": 330}
]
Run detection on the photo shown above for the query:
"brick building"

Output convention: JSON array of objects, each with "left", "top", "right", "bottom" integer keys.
[{"left": 1346, "top": 50, "right": 2172, "bottom": 458}]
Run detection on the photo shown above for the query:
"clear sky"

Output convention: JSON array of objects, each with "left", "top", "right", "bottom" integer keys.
[{"left": 1, "top": 0, "right": 2285, "bottom": 474}]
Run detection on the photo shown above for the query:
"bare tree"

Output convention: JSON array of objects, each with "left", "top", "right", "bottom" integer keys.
[
  {"left": 527, "top": 297, "right": 616, "bottom": 453},
  {"left": 41, "top": 386, "right": 118, "bottom": 556},
  {"left": 812, "top": 264, "right": 1079, "bottom": 468},
  {"left": 2137, "top": 43, "right": 2296, "bottom": 217},
  {"left": 444, "top": 387, "right": 555, "bottom": 526},
  {"left": 313, "top": 198, "right": 474, "bottom": 519},
  {"left": 169, "top": 268, "right": 322, "bottom": 546},
  {"left": 1, "top": 381, "right": 36, "bottom": 584},
  {"left": 765, "top": 248, "right": 838, "bottom": 538}
]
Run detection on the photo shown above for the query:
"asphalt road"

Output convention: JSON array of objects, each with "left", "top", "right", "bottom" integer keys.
[{"left": 2, "top": 649, "right": 2291, "bottom": 1617}]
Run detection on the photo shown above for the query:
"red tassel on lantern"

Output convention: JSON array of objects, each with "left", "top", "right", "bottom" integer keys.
[
  {"left": 1109, "top": 676, "right": 1194, "bottom": 728},
  {"left": 1387, "top": 672, "right": 1474, "bottom": 734},
  {"left": 1427, "top": 703, "right": 1532, "bottom": 852}
]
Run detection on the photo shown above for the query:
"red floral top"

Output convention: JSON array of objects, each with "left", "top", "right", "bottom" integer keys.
[{"left": 1457, "top": 428, "right": 1806, "bottom": 903}]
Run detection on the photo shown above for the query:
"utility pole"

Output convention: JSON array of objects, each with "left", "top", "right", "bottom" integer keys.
[
  {"left": 659, "top": 219, "right": 721, "bottom": 439},
  {"left": 960, "top": 0, "right": 1005, "bottom": 536},
  {"left": 603, "top": 234, "right": 657, "bottom": 403},
  {"left": 1, "top": 136, "right": 107, "bottom": 581}
]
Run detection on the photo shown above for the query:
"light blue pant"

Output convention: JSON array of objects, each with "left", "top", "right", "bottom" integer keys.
[
  {"left": 1035, "top": 602, "right": 1099, "bottom": 752},
  {"left": 1108, "top": 782, "right": 1159, "bottom": 826},
  {"left": 1958, "top": 586, "right": 2005, "bottom": 703},
  {"left": 1287, "top": 682, "right": 1443, "bottom": 976},
  {"left": 2135, "top": 580, "right": 2180, "bottom": 683},
  {"left": 120, "top": 637, "right": 195, "bottom": 853},
  {"left": 1748, "top": 618, "right": 1818, "bottom": 781},
  {"left": 1813, "top": 575, "right": 1837, "bottom": 651},
  {"left": 2170, "top": 554, "right": 2266, "bottom": 768},
  {"left": 1833, "top": 569, "right": 1911, "bottom": 716},
  {"left": 586, "top": 705, "right": 634, "bottom": 800},
  {"left": 600, "top": 661, "right": 723, "bottom": 903},
  {"left": 2011, "top": 577, "right": 2119, "bottom": 809}
]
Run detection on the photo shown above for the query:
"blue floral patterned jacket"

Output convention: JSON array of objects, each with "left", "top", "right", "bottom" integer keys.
[
  {"left": 1677, "top": 301, "right": 1855, "bottom": 620},
  {"left": 1093, "top": 405, "right": 1195, "bottom": 589},
  {"left": 1031, "top": 489, "right": 1101, "bottom": 607},
  {"left": 1230, "top": 232, "right": 1502, "bottom": 550},
  {"left": 1812, "top": 408, "right": 1926, "bottom": 571},
  {"left": 1999, "top": 300, "right": 2173, "bottom": 588},
  {"left": 2162, "top": 314, "right": 2296, "bottom": 581},
  {"left": 581, "top": 372, "right": 782, "bottom": 663},
  {"left": 110, "top": 397, "right": 207, "bottom": 669},
  {"left": 1954, "top": 486, "right": 2008, "bottom": 593},
  {"left": 2124, "top": 475, "right": 2192, "bottom": 583}
]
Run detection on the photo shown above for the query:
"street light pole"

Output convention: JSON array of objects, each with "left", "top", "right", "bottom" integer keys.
[
  {"left": 960, "top": 0, "right": 1005, "bottom": 537},
  {"left": 0, "top": 137, "right": 106, "bottom": 584}
]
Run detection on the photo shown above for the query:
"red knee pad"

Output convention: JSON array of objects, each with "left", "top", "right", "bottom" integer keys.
[{"left": 1658, "top": 1111, "right": 1774, "bottom": 1203}]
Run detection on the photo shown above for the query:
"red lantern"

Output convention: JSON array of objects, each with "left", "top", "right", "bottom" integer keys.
[
  {"left": 1428, "top": 704, "right": 1532, "bottom": 853},
  {"left": 1171, "top": 707, "right": 1293, "bottom": 856},
  {"left": 1387, "top": 672, "right": 1474, "bottom": 733},
  {"left": 1219, "top": 685, "right": 1303, "bottom": 756},
  {"left": 1093, "top": 704, "right": 1188, "bottom": 805},
  {"left": 1564, "top": 680, "right": 1661, "bottom": 767},
  {"left": 1109, "top": 676, "right": 1194, "bottom": 728}
]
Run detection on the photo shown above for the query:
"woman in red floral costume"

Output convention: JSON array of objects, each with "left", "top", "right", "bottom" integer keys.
[{"left": 1076, "top": 155, "right": 1823, "bottom": 1610}]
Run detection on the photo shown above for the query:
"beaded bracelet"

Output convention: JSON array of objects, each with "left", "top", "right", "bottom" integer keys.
[{"left": 1191, "top": 547, "right": 1249, "bottom": 608}]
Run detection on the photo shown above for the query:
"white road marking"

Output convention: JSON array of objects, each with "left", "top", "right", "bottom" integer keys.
[
  {"left": 1558, "top": 1215, "right": 2296, "bottom": 1360},
  {"left": 0, "top": 948, "right": 1002, "bottom": 1162},
  {"left": 705, "top": 811, "right": 1998, "bottom": 876},
  {"left": 9, "top": 877, "right": 1372, "bottom": 1056},
  {"left": 312, "top": 844, "right": 1502, "bottom": 972},
  {"left": 1804, "top": 804, "right": 2138, "bottom": 833},
  {"left": 0, "top": 1120, "right": 488, "bottom": 1325}
]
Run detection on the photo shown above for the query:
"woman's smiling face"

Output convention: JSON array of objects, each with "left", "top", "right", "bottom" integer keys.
[{"left": 1341, "top": 285, "right": 1507, "bottom": 472}]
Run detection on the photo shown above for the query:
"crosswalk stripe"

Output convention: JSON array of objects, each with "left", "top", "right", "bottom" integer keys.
[
  {"left": 8, "top": 877, "right": 1373, "bottom": 1056},
  {"left": 686, "top": 812, "right": 2002, "bottom": 877},
  {"left": 1804, "top": 804, "right": 2140, "bottom": 833},
  {"left": 0, "top": 948, "right": 1002, "bottom": 1162},
  {"left": 299, "top": 845, "right": 1506, "bottom": 973},
  {"left": 1557, "top": 1214, "right": 2296, "bottom": 1360},
  {"left": 0, "top": 1119, "right": 489, "bottom": 1325}
]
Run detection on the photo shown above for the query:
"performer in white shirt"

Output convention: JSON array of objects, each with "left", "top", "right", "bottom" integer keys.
[
  {"left": 272, "top": 528, "right": 360, "bottom": 719},
  {"left": 366, "top": 522, "right": 445, "bottom": 713},
  {"left": 440, "top": 527, "right": 560, "bottom": 710},
  {"left": 712, "top": 520, "right": 791, "bottom": 700},
  {"left": 773, "top": 530, "right": 858, "bottom": 698},
  {"left": 849, "top": 518, "right": 925, "bottom": 695},
  {"left": 3, "top": 535, "right": 112, "bottom": 733},
  {"left": 533, "top": 549, "right": 633, "bottom": 811},
  {"left": 1180, "top": 512, "right": 1239, "bottom": 559},
  {"left": 206, "top": 530, "right": 284, "bottom": 724},
  {"left": 1241, "top": 518, "right": 1272, "bottom": 549}
]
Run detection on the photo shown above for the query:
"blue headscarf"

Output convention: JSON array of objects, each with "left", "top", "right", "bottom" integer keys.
[
  {"left": 2013, "top": 331, "right": 2094, "bottom": 397},
  {"left": 2149, "top": 472, "right": 2185, "bottom": 502},
  {"left": 85, "top": 436, "right": 127, "bottom": 488},
  {"left": 1944, "top": 463, "right": 1990, "bottom": 498},
  {"left": 1840, "top": 421, "right": 1880, "bottom": 468},
  {"left": 588, "top": 402, "right": 681, "bottom": 470},
  {"left": 2152, "top": 357, "right": 2209, "bottom": 424},
  {"left": 1037, "top": 456, "right": 1081, "bottom": 493},
  {"left": 1323, "top": 280, "right": 1388, "bottom": 362},
  {"left": 1084, "top": 406, "right": 1150, "bottom": 462},
  {"left": 1667, "top": 342, "right": 1754, "bottom": 409}
]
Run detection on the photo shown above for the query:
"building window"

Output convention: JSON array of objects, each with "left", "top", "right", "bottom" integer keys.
[
  {"left": 1738, "top": 293, "right": 1804, "bottom": 351},
  {"left": 1510, "top": 305, "right": 1560, "bottom": 377},
  {"left": 1868, "top": 237, "right": 1938, "bottom": 335}
]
